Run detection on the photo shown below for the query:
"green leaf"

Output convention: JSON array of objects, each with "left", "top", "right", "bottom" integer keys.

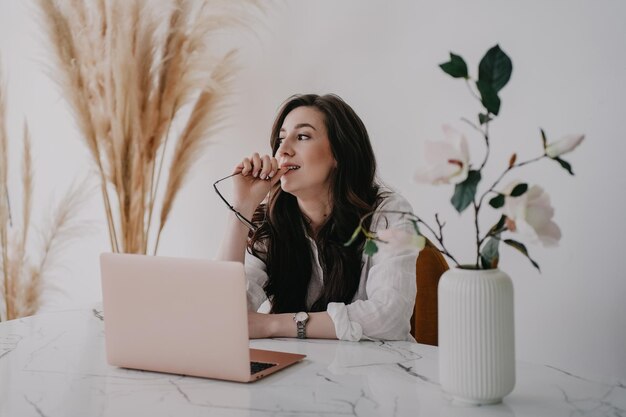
[
  {"left": 540, "top": 128, "right": 548, "bottom": 150},
  {"left": 451, "top": 170, "right": 482, "bottom": 213},
  {"left": 439, "top": 53, "right": 469, "bottom": 78},
  {"left": 344, "top": 226, "right": 362, "bottom": 246},
  {"left": 503, "top": 239, "right": 541, "bottom": 271},
  {"left": 478, "top": 44, "right": 513, "bottom": 93},
  {"left": 364, "top": 239, "right": 379, "bottom": 256},
  {"left": 476, "top": 79, "right": 501, "bottom": 115},
  {"left": 488, "top": 215, "right": 507, "bottom": 235},
  {"left": 410, "top": 219, "right": 421, "bottom": 236},
  {"left": 489, "top": 194, "right": 505, "bottom": 208},
  {"left": 554, "top": 156, "right": 574, "bottom": 175},
  {"left": 478, "top": 113, "right": 492, "bottom": 125},
  {"left": 510, "top": 183, "right": 528, "bottom": 197},
  {"left": 480, "top": 236, "right": 500, "bottom": 269}
]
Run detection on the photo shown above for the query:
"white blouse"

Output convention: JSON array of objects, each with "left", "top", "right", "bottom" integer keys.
[{"left": 244, "top": 191, "right": 419, "bottom": 341}]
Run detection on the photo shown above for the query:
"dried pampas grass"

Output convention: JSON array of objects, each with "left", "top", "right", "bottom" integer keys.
[
  {"left": 38, "top": 0, "right": 259, "bottom": 254},
  {"left": 0, "top": 65, "right": 88, "bottom": 321},
  {"left": 0, "top": 61, "right": 10, "bottom": 320}
]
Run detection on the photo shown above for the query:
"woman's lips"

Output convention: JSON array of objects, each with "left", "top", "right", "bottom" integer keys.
[{"left": 282, "top": 165, "right": 301, "bottom": 174}]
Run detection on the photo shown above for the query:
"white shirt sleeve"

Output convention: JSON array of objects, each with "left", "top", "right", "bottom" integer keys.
[
  {"left": 244, "top": 249, "right": 269, "bottom": 312},
  {"left": 327, "top": 192, "right": 419, "bottom": 341}
]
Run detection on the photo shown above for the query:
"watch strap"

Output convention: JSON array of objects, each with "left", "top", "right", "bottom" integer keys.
[
  {"left": 294, "top": 312, "right": 308, "bottom": 339},
  {"left": 297, "top": 321, "right": 306, "bottom": 339}
]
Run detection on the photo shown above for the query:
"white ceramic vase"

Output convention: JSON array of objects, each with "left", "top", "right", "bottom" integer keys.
[{"left": 438, "top": 268, "right": 515, "bottom": 405}]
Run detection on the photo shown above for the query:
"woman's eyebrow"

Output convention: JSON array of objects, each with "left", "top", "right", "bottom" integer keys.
[{"left": 280, "top": 123, "right": 317, "bottom": 132}]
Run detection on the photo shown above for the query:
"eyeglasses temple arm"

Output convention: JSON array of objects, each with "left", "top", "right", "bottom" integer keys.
[{"left": 213, "top": 173, "right": 258, "bottom": 231}]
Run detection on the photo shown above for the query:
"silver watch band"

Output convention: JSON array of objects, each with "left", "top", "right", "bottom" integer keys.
[
  {"left": 297, "top": 321, "right": 306, "bottom": 339},
  {"left": 294, "top": 312, "right": 309, "bottom": 339}
]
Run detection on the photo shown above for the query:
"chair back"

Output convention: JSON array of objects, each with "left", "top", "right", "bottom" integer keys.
[{"left": 411, "top": 240, "right": 449, "bottom": 345}]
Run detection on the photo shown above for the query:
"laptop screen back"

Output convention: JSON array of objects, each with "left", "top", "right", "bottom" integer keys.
[{"left": 100, "top": 253, "right": 252, "bottom": 381}]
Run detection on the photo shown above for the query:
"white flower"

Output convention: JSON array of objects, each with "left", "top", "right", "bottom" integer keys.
[
  {"left": 377, "top": 228, "right": 426, "bottom": 251},
  {"left": 414, "top": 125, "right": 470, "bottom": 185},
  {"left": 502, "top": 182, "right": 561, "bottom": 247},
  {"left": 545, "top": 134, "right": 585, "bottom": 158}
]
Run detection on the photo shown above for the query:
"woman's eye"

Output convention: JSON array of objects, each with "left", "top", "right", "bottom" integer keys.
[
  {"left": 277, "top": 137, "right": 285, "bottom": 143},
  {"left": 297, "top": 134, "right": 310, "bottom": 140}
]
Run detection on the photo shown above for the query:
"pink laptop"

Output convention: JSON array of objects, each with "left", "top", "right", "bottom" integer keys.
[{"left": 100, "top": 253, "right": 305, "bottom": 382}]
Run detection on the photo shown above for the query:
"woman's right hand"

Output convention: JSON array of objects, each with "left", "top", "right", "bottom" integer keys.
[{"left": 231, "top": 153, "right": 288, "bottom": 215}]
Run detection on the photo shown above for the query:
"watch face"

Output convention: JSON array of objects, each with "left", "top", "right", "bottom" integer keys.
[{"left": 295, "top": 312, "right": 309, "bottom": 322}]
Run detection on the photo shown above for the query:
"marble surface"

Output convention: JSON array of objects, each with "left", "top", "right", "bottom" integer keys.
[{"left": 0, "top": 309, "right": 624, "bottom": 417}]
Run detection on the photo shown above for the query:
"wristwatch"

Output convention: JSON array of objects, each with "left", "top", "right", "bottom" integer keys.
[{"left": 293, "top": 312, "right": 309, "bottom": 339}]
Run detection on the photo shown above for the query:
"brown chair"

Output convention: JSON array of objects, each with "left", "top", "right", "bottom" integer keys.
[{"left": 410, "top": 240, "right": 449, "bottom": 346}]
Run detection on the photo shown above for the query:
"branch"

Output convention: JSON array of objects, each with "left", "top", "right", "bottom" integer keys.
[
  {"left": 434, "top": 213, "right": 445, "bottom": 241},
  {"left": 460, "top": 117, "right": 482, "bottom": 134},
  {"left": 473, "top": 201, "right": 480, "bottom": 267},
  {"left": 480, "top": 120, "right": 491, "bottom": 171},
  {"left": 356, "top": 210, "right": 461, "bottom": 267},
  {"left": 465, "top": 79, "right": 482, "bottom": 103},
  {"left": 460, "top": 115, "right": 490, "bottom": 171},
  {"left": 476, "top": 154, "right": 547, "bottom": 212},
  {"left": 478, "top": 224, "right": 509, "bottom": 248}
]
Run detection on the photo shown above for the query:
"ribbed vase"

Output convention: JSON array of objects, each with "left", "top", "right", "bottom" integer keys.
[{"left": 438, "top": 268, "right": 515, "bottom": 405}]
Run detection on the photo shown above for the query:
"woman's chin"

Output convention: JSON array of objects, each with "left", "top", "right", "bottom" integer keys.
[{"left": 279, "top": 178, "right": 297, "bottom": 194}]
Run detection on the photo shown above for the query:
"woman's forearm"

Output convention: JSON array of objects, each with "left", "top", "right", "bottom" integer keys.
[
  {"left": 216, "top": 206, "right": 256, "bottom": 263},
  {"left": 249, "top": 311, "right": 338, "bottom": 339}
]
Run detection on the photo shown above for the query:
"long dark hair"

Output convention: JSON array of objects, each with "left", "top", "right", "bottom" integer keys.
[{"left": 249, "top": 94, "right": 380, "bottom": 313}]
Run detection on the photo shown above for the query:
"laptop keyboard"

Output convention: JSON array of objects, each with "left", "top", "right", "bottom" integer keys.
[{"left": 250, "top": 361, "right": 277, "bottom": 374}]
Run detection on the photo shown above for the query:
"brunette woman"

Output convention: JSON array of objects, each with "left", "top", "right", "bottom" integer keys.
[{"left": 218, "top": 94, "right": 419, "bottom": 341}]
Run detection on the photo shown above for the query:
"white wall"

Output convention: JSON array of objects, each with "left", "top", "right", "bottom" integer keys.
[{"left": 1, "top": 0, "right": 624, "bottom": 380}]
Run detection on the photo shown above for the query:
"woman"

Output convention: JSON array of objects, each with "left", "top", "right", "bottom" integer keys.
[{"left": 218, "top": 94, "right": 419, "bottom": 341}]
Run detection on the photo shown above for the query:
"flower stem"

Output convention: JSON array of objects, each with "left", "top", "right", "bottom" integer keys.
[
  {"left": 472, "top": 119, "right": 491, "bottom": 265},
  {"left": 473, "top": 201, "right": 481, "bottom": 267},
  {"left": 480, "top": 120, "right": 491, "bottom": 171},
  {"left": 512, "top": 154, "right": 545, "bottom": 168},
  {"left": 477, "top": 154, "right": 547, "bottom": 211},
  {"left": 357, "top": 210, "right": 461, "bottom": 267},
  {"left": 465, "top": 79, "right": 482, "bottom": 103},
  {"left": 475, "top": 154, "right": 548, "bottom": 246},
  {"left": 460, "top": 117, "right": 482, "bottom": 134}
]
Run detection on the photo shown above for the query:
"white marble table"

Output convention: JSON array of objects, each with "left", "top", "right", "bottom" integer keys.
[{"left": 0, "top": 309, "right": 624, "bottom": 417}]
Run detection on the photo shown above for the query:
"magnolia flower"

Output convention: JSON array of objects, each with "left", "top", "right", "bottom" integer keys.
[
  {"left": 545, "top": 134, "right": 585, "bottom": 158},
  {"left": 502, "top": 182, "right": 561, "bottom": 247},
  {"left": 377, "top": 228, "right": 426, "bottom": 251},
  {"left": 414, "top": 125, "right": 470, "bottom": 185}
]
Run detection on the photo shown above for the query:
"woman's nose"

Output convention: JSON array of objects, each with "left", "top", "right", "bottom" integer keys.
[{"left": 277, "top": 138, "right": 294, "bottom": 156}]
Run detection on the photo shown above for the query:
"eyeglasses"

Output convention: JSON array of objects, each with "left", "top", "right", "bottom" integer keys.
[{"left": 213, "top": 173, "right": 258, "bottom": 232}]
